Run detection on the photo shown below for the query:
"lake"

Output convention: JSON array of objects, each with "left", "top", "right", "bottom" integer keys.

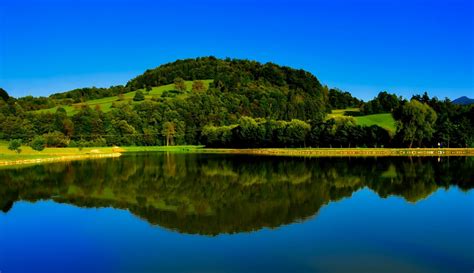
[{"left": 0, "top": 153, "right": 473, "bottom": 273}]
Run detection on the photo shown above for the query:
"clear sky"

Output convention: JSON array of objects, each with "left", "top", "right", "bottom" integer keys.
[{"left": 0, "top": 0, "right": 472, "bottom": 100}]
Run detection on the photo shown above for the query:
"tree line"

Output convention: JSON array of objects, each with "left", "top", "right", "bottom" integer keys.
[{"left": 0, "top": 57, "right": 472, "bottom": 149}]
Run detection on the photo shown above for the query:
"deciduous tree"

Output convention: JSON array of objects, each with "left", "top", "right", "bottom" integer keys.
[{"left": 395, "top": 100, "right": 437, "bottom": 148}]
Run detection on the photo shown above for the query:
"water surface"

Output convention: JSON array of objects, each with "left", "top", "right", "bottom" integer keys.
[{"left": 0, "top": 153, "right": 473, "bottom": 273}]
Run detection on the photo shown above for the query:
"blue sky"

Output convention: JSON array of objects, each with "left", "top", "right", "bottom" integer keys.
[{"left": 0, "top": 0, "right": 472, "bottom": 100}]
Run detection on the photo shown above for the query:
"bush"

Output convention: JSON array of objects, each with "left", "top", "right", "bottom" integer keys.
[
  {"left": 174, "top": 77, "right": 187, "bottom": 92},
  {"left": 133, "top": 90, "right": 145, "bottom": 101},
  {"left": 43, "top": 131, "right": 69, "bottom": 147},
  {"left": 344, "top": 111, "right": 364, "bottom": 117},
  {"left": 30, "top": 136, "right": 46, "bottom": 151},
  {"left": 191, "top": 80, "right": 205, "bottom": 92},
  {"left": 161, "top": 91, "right": 179, "bottom": 98},
  {"left": 8, "top": 139, "right": 22, "bottom": 153}
]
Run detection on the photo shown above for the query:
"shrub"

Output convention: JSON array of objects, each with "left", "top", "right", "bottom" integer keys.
[
  {"left": 8, "top": 139, "right": 22, "bottom": 153},
  {"left": 30, "top": 136, "right": 46, "bottom": 151},
  {"left": 43, "top": 131, "right": 69, "bottom": 147},
  {"left": 133, "top": 90, "right": 145, "bottom": 101}
]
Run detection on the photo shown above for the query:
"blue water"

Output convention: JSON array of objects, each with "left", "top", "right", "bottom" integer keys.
[{"left": 0, "top": 154, "right": 473, "bottom": 273}]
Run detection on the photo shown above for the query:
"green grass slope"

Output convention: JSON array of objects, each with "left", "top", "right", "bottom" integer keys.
[
  {"left": 330, "top": 108, "right": 397, "bottom": 134},
  {"left": 36, "top": 80, "right": 213, "bottom": 116},
  {"left": 354, "top": 113, "right": 396, "bottom": 133}
]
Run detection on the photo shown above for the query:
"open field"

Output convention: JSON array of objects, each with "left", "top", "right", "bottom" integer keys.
[
  {"left": 35, "top": 80, "right": 213, "bottom": 116},
  {"left": 0, "top": 143, "right": 121, "bottom": 167},
  {"left": 354, "top": 113, "right": 397, "bottom": 133},
  {"left": 0, "top": 144, "right": 206, "bottom": 167},
  {"left": 329, "top": 108, "right": 397, "bottom": 133},
  {"left": 327, "top": 108, "right": 360, "bottom": 118}
]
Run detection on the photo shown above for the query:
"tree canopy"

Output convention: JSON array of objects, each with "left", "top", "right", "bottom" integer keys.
[
  {"left": 0, "top": 88, "right": 9, "bottom": 101},
  {"left": 395, "top": 100, "right": 437, "bottom": 148}
]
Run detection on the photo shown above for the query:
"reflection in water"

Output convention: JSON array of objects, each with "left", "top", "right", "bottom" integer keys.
[{"left": 0, "top": 154, "right": 472, "bottom": 235}]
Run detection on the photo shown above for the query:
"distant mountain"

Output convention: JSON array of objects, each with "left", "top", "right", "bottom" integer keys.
[{"left": 452, "top": 96, "right": 474, "bottom": 105}]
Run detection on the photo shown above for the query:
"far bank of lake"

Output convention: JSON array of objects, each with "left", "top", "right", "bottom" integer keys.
[{"left": 1, "top": 145, "right": 473, "bottom": 167}]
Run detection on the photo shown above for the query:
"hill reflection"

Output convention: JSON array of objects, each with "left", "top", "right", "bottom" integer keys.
[{"left": 1, "top": 153, "right": 472, "bottom": 235}]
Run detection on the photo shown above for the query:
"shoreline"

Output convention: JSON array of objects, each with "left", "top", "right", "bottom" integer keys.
[
  {"left": 198, "top": 148, "right": 474, "bottom": 157},
  {"left": 0, "top": 147, "right": 473, "bottom": 168},
  {"left": 0, "top": 152, "right": 122, "bottom": 167}
]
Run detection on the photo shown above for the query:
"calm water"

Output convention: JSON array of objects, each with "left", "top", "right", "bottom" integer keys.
[{"left": 0, "top": 153, "right": 473, "bottom": 273}]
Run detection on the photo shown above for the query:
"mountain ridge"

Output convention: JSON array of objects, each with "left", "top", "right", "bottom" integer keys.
[{"left": 453, "top": 96, "right": 474, "bottom": 105}]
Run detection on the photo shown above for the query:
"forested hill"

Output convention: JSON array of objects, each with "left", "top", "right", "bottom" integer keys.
[
  {"left": 127, "top": 57, "right": 325, "bottom": 96},
  {"left": 49, "top": 57, "right": 330, "bottom": 121},
  {"left": 0, "top": 57, "right": 473, "bottom": 148}
]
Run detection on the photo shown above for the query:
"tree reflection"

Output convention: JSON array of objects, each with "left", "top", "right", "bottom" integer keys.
[{"left": 0, "top": 154, "right": 472, "bottom": 235}]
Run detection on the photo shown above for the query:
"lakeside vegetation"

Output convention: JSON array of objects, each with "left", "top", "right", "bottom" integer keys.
[
  {"left": 0, "top": 57, "right": 472, "bottom": 151},
  {"left": 1, "top": 141, "right": 473, "bottom": 168},
  {"left": 0, "top": 140, "right": 120, "bottom": 166}
]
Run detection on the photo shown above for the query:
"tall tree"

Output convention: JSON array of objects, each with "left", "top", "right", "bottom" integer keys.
[
  {"left": 395, "top": 100, "right": 437, "bottom": 148},
  {"left": 162, "top": 122, "right": 176, "bottom": 146},
  {"left": 133, "top": 90, "right": 145, "bottom": 101},
  {"left": 174, "top": 77, "right": 187, "bottom": 92},
  {"left": 191, "top": 80, "right": 206, "bottom": 93},
  {"left": 8, "top": 139, "right": 22, "bottom": 153}
]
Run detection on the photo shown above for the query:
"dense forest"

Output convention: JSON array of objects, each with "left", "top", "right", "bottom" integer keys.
[{"left": 0, "top": 57, "right": 473, "bottom": 149}]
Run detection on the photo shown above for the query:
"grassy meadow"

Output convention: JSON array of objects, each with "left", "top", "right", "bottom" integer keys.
[
  {"left": 0, "top": 140, "right": 118, "bottom": 162},
  {"left": 329, "top": 108, "right": 397, "bottom": 134},
  {"left": 35, "top": 80, "right": 213, "bottom": 116},
  {"left": 0, "top": 141, "right": 207, "bottom": 166},
  {"left": 354, "top": 113, "right": 397, "bottom": 133}
]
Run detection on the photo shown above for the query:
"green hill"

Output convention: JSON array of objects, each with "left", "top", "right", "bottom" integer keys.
[{"left": 2, "top": 57, "right": 470, "bottom": 148}]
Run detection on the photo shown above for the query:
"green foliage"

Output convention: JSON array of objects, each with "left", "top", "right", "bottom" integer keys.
[
  {"left": 162, "top": 122, "right": 176, "bottom": 146},
  {"left": 395, "top": 100, "right": 437, "bottom": 148},
  {"left": 43, "top": 131, "right": 70, "bottom": 147},
  {"left": 191, "top": 80, "right": 206, "bottom": 92},
  {"left": 202, "top": 125, "right": 236, "bottom": 147},
  {"left": 126, "top": 57, "right": 329, "bottom": 118},
  {"left": 328, "top": 88, "right": 362, "bottom": 109},
  {"left": 0, "top": 88, "right": 9, "bottom": 101},
  {"left": 133, "top": 90, "right": 145, "bottom": 101},
  {"left": 8, "top": 139, "right": 22, "bottom": 153},
  {"left": 286, "top": 119, "right": 311, "bottom": 145},
  {"left": 202, "top": 117, "right": 322, "bottom": 148},
  {"left": 361, "top": 91, "right": 400, "bottom": 115},
  {"left": 50, "top": 85, "right": 129, "bottom": 103},
  {"left": 30, "top": 136, "right": 46, "bottom": 151},
  {"left": 174, "top": 77, "right": 187, "bottom": 92},
  {"left": 0, "top": 58, "right": 471, "bottom": 148}
]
